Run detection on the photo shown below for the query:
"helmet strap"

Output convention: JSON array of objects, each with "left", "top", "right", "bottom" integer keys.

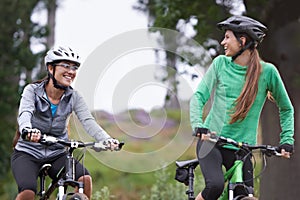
[
  {"left": 48, "top": 66, "right": 68, "bottom": 90},
  {"left": 232, "top": 40, "right": 254, "bottom": 62}
]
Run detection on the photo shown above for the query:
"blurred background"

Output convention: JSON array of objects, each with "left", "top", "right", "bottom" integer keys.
[{"left": 1, "top": 0, "right": 300, "bottom": 199}]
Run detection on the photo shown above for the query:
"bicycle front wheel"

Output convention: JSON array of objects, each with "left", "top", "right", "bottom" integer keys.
[
  {"left": 68, "top": 193, "right": 89, "bottom": 200},
  {"left": 234, "top": 195, "right": 258, "bottom": 200}
]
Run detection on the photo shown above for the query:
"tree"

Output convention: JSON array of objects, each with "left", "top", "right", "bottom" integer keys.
[
  {"left": 135, "top": 0, "right": 300, "bottom": 199},
  {"left": 134, "top": 0, "right": 226, "bottom": 108},
  {"left": 0, "top": 0, "right": 56, "bottom": 196},
  {"left": 245, "top": 1, "right": 300, "bottom": 199}
]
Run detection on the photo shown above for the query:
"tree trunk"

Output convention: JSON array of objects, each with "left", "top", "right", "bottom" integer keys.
[
  {"left": 164, "top": 52, "right": 180, "bottom": 109},
  {"left": 46, "top": 0, "right": 56, "bottom": 47},
  {"left": 259, "top": 20, "right": 300, "bottom": 200}
]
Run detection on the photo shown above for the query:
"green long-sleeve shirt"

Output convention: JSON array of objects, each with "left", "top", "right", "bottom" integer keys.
[{"left": 190, "top": 55, "right": 294, "bottom": 147}]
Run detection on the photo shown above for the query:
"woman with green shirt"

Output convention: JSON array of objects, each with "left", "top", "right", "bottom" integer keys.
[{"left": 190, "top": 15, "right": 294, "bottom": 200}]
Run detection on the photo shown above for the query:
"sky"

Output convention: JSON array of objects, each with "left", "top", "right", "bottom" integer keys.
[
  {"left": 54, "top": 0, "right": 166, "bottom": 113},
  {"left": 30, "top": 0, "right": 203, "bottom": 113},
  {"left": 55, "top": 0, "right": 147, "bottom": 60},
  {"left": 53, "top": 0, "right": 201, "bottom": 113}
]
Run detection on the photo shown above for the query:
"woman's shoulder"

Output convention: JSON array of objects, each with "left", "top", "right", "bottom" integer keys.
[
  {"left": 70, "top": 89, "right": 83, "bottom": 101},
  {"left": 211, "top": 55, "right": 230, "bottom": 70},
  {"left": 261, "top": 60, "right": 279, "bottom": 74},
  {"left": 23, "top": 81, "right": 44, "bottom": 91},
  {"left": 213, "top": 55, "right": 230, "bottom": 63}
]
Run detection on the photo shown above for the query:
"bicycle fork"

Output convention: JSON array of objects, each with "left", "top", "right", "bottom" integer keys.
[{"left": 56, "top": 151, "right": 85, "bottom": 200}]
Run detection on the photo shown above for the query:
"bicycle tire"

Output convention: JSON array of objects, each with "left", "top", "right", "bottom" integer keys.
[
  {"left": 68, "top": 193, "right": 89, "bottom": 200},
  {"left": 234, "top": 195, "right": 257, "bottom": 200}
]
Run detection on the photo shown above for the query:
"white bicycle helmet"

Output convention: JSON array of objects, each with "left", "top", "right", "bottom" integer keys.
[
  {"left": 44, "top": 45, "right": 81, "bottom": 90},
  {"left": 44, "top": 45, "right": 81, "bottom": 68}
]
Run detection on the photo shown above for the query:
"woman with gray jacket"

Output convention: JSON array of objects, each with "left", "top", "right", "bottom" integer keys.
[{"left": 11, "top": 45, "right": 120, "bottom": 200}]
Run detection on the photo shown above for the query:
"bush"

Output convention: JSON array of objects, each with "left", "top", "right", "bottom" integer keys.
[
  {"left": 141, "top": 166, "right": 204, "bottom": 200},
  {"left": 92, "top": 186, "right": 111, "bottom": 200}
]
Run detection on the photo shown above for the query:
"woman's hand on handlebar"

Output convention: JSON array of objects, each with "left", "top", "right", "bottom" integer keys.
[
  {"left": 194, "top": 127, "right": 216, "bottom": 141},
  {"left": 277, "top": 144, "right": 294, "bottom": 159},
  {"left": 104, "top": 138, "right": 120, "bottom": 151},
  {"left": 280, "top": 149, "right": 291, "bottom": 159},
  {"left": 21, "top": 127, "right": 41, "bottom": 142}
]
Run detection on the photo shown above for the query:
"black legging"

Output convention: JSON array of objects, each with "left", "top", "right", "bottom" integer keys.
[
  {"left": 196, "top": 139, "right": 253, "bottom": 200},
  {"left": 11, "top": 149, "right": 90, "bottom": 193}
]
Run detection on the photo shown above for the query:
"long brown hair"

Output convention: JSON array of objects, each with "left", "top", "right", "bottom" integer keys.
[{"left": 230, "top": 34, "right": 262, "bottom": 124}]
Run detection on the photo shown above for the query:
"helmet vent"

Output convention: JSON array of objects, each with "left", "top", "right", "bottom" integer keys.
[
  {"left": 54, "top": 51, "right": 62, "bottom": 56},
  {"left": 232, "top": 21, "right": 241, "bottom": 25}
]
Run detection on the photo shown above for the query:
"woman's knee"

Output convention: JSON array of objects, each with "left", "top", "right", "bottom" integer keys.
[
  {"left": 202, "top": 181, "right": 224, "bottom": 200},
  {"left": 15, "top": 189, "right": 35, "bottom": 200},
  {"left": 78, "top": 175, "right": 92, "bottom": 199},
  {"left": 78, "top": 175, "right": 92, "bottom": 183}
]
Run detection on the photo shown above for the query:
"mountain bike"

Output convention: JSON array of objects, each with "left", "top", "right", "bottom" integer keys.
[
  {"left": 174, "top": 134, "right": 281, "bottom": 200},
  {"left": 37, "top": 134, "right": 124, "bottom": 200}
]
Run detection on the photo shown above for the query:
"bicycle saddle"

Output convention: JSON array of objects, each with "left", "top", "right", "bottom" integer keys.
[
  {"left": 38, "top": 164, "right": 52, "bottom": 177},
  {"left": 175, "top": 159, "right": 199, "bottom": 168}
]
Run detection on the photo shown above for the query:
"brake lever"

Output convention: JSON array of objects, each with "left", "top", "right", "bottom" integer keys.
[
  {"left": 93, "top": 142, "right": 110, "bottom": 151},
  {"left": 262, "top": 146, "right": 282, "bottom": 157},
  {"left": 39, "top": 134, "right": 58, "bottom": 145},
  {"left": 118, "top": 141, "right": 125, "bottom": 150},
  {"left": 93, "top": 141, "right": 125, "bottom": 151}
]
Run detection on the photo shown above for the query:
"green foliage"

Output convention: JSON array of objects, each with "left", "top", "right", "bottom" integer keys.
[
  {"left": 140, "top": 167, "right": 185, "bottom": 200},
  {"left": 140, "top": 0, "right": 226, "bottom": 44},
  {"left": 92, "top": 186, "right": 111, "bottom": 200},
  {"left": 134, "top": 0, "right": 228, "bottom": 108},
  {"left": 165, "top": 109, "right": 183, "bottom": 122},
  {"left": 140, "top": 166, "right": 204, "bottom": 200},
  {"left": 0, "top": 0, "right": 48, "bottom": 195}
]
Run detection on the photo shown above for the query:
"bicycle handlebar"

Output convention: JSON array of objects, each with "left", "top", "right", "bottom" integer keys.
[
  {"left": 207, "top": 133, "right": 282, "bottom": 157},
  {"left": 39, "top": 134, "right": 124, "bottom": 151}
]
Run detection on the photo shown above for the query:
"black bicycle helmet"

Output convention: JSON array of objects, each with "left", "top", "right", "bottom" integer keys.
[{"left": 217, "top": 15, "right": 267, "bottom": 43}]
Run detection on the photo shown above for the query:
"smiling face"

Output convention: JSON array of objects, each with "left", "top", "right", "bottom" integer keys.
[
  {"left": 220, "top": 30, "right": 242, "bottom": 57},
  {"left": 48, "top": 61, "right": 79, "bottom": 87}
]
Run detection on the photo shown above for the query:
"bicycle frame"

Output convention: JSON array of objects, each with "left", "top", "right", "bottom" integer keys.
[
  {"left": 38, "top": 147, "right": 84, "bottom": 200},
  {"left": 37, "top": 135, "right": 124, "bottom": 200},
  {"left": 175, "top": 135, "right": 281, "bottom": 200},
  {"left": 219, "top": 160, "right": 254, "bottom": 200}
]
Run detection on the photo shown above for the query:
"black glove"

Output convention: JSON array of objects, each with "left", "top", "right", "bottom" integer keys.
[
  {"left": 194, "top": 127, "right": 210, "bottom": 138},
  {"left": 21, "top": 127, "right": 41, "bottom": 140},
  {"left": 277, "top": 143, "right": 294, "bottom": 154}
]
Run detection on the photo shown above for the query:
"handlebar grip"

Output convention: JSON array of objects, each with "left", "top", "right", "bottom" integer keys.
[
  {"left": 21, "top": 128, "right": 29, "bottom": 140},
  {"left": 118, "top": 142, "right": 125, "bottom": 150}
]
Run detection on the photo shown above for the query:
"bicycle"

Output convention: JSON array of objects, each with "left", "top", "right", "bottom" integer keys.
[
  {"left": 174, "top": 134, "right": 281, "bottom": 200},
  {"left": 36, "top": 134, "right": 124, "bottom": 200}
]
